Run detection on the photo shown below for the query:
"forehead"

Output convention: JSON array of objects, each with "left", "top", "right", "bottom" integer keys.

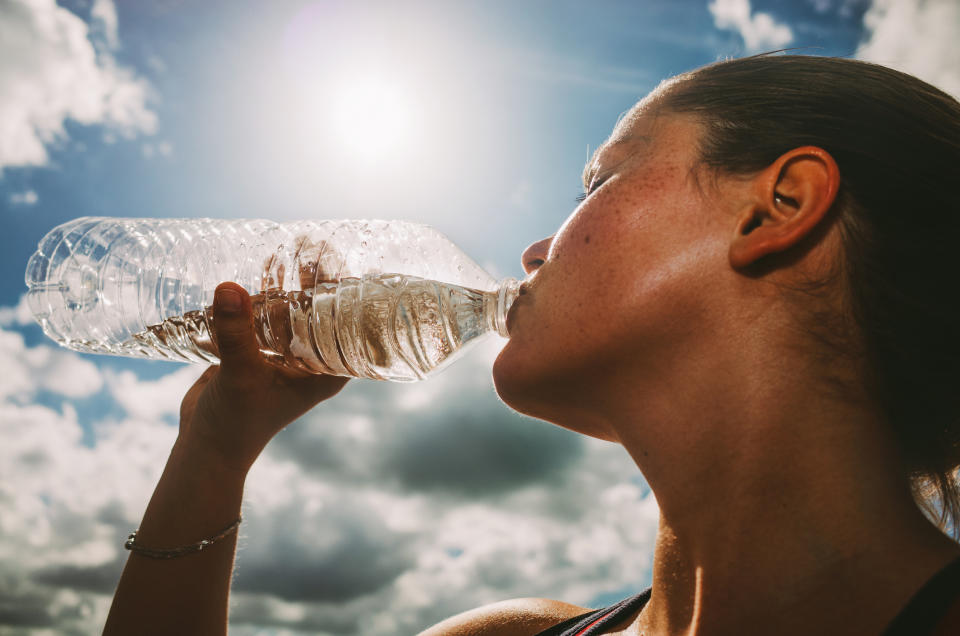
[
  {"left": 582, "top": 108, "right": 698, "bottom": 188},
  {"left": 582, "top": 109, "right": 658, "bottom": 187}
]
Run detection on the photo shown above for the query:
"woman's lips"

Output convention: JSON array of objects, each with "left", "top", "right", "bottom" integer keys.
[{"left": 506, "top": 282, "right": 531, "bottom": 335}]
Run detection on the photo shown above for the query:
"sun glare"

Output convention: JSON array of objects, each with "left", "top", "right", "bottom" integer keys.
[{"left": 328, "top": 76, "right": 417, "bottom": 163}]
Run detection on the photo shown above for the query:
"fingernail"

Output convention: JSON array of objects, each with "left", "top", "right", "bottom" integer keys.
[{"left": 215, "top": 288, "right": 242, "bottom": 313}]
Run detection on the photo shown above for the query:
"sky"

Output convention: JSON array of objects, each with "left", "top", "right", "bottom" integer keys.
[{"left": 1, "top": 0, "right": 958, "bottom": 633}]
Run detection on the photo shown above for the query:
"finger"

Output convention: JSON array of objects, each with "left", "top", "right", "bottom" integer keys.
[
  {"left": 316, "top": 240, "right": 340, "bottom": 283},
  {"left": 295, "top": 236, "right": 317, "bottom": 289},
  {"left": 261, "top": 253, "right": 275, "bottom": 291},
  {"left": 296, "top": 238, "right": 341, "bottom": 288},
  {"left": 211, "top": 282, "right": 262, "bottom": 370},
  {"left": 195, "top": 365, "right": 218, "bottom": 385}
]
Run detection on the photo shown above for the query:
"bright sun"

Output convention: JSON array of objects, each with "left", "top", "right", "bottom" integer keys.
[{"left": 328, "top": 75, "right": 417, "bottom": 163}]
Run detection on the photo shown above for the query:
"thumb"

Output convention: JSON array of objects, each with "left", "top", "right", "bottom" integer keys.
[{"left": 211, "top": 282, "right": 262, "bottom": 369}]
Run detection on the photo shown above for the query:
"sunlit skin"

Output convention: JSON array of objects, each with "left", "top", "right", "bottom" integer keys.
[
  {"left": 485, "top": 103, "right": 960, "bottom": 634},
  {"left": 105, "top": 95, "right": 960, "bottom": 635},
  {"left": 495, "top": 107, "right": 734, "bottom": 441}
]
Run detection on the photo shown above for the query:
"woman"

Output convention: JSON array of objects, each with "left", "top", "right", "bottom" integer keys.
[{"left": 104, "top": 55, "right": 960, "bottom": 635}]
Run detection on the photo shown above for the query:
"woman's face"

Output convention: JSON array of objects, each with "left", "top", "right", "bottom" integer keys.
[{"left": 493, "top": 106, "right": 735, "bottom": 439}]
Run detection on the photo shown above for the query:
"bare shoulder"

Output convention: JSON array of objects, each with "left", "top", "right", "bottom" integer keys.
[{"left": 417, "top": 597, "right": 592, "bottom": 636}]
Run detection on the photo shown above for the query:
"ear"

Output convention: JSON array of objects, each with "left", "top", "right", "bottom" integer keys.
[{"left": 729, "top": 146, "right": 840, "bottom": 270}]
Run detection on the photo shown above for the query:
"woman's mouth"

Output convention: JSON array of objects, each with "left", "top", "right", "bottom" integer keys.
[{"left": 506, "top": 282, "right": 532, "bottom": 335}]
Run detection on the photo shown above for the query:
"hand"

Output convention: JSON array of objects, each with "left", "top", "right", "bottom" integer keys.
[{"left": 177, "top": 282, "right": 349, "bottom": 474}]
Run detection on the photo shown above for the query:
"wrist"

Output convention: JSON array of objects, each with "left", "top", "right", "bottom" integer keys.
[
  {"left": 170, "top": 434, "right": 253, "bottom": 483},
  {"left": 129, "top": 435, "right": 247, "bottom": 553}
]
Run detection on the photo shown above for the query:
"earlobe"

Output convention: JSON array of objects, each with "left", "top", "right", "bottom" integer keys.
[{"left": 729, "top": 146, "right": 840, "bottom": 270}]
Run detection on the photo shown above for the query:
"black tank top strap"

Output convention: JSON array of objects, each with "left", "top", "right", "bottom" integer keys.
[
  {"left": 535, "top": 555, "right": 960, "bottom": 636},
  {"left": 533, "top": 588, "right": 651, "bottom": 636}
]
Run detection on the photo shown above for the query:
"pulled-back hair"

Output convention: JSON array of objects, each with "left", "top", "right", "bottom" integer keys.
[{"left": 656, "top": 54, "right": 960, "bottom": 536}]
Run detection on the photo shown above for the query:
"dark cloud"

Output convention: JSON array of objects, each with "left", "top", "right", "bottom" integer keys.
[
  {"left": 30, "top": 559, "right": 124, "bottom": 594},
  {"left": 235, "top": 540, "right": 410, "bottom": 603},
  {"left": 230, "top": 594, "right": 364, "bottom": 635},
  {"left": 0, "top": 595, "right": 54, "bottom": 627},
  {"left": 234, "top": 499, "right": 414, "bottom": 602},
  {"left": 268, "top": 362, "right": 584, "bottom": 498},
  {"left": 0, "top": 323, "right": 652, "bottom": 635},
  {"left": 0, "top": 576, "right": 104, "bottom": 635},
  {"left": 379, "top": 410, "right": 583, "bottom": 495}
]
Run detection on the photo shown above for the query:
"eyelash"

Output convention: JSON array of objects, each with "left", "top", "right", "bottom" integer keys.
[{"left": 575, "top": 176, "right": 608, "bottom": 203}]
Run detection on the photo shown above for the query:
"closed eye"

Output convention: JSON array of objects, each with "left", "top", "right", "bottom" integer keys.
[{"left": 575, "top": 175, "right": 610, "bottom": 203}]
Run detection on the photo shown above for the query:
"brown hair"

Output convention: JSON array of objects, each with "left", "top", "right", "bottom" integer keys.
[{"left": 656, "top": 54, "right": 960, "bottom": 537}]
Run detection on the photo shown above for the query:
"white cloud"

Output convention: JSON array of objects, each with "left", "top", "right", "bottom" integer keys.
[
  {"left": 856, "top": 0, "right": 960, "bottom": 98},
  {"left": 28, "top": 346, "right": 105, "bottom": 399},
  {"left": 0, "top": 0, "right": 157, "bottom": 171},
  {"left": 105, "top": 365, "right": 204, "bottom": 420},
  {"left": 804, "top": 0, "right": 868, "bottom": 14},
  {"left": 225, "top": 430, "right": 655, "bottom": 635},
  {"left": 90, "top": 0, "right": 119, "bottom": 50},
  {"left": 0, "top": 321, "right": 180, "bottom": 633},
  {"left": 708, "top": 0, "right": 794, "bottom": 52},
  {"left": 0, "top": 326, "right": 103, "bottom": 400},
  {"left": 8, "top": 189, "right": 38, "bottom": 206},
  {"left": 0, "top": 392, "right": 177, "bottom": 633},
  {"left": 0, "top": 294, "right": 32, "bottom": 327},
  {"left": 0, "top": 318, "right": 656, "bottom": 634},
  {"left": 228, "top": 342, "right": 656, "bottom": 633}
]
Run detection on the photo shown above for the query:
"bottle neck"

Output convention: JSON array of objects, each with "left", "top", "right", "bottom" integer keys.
[{"left": 487, "top": 277, "right": 520, "bottom": 338}]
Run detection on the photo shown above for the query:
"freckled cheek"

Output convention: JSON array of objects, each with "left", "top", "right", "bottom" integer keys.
[
  {"left": 552, "top": 203, "right": 634, "bottom": 257},
  {"left": 636, "top": 167, "right": 675, "bottom": 194}
]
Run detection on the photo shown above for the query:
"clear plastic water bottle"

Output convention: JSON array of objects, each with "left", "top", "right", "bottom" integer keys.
[{"left": 24, "top": 217, "right": 519, "bottom": 382}]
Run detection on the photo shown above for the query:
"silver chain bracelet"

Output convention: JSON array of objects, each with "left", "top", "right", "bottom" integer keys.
[{"left": 124, "top": 516, "right": 242, "bottom": 559}]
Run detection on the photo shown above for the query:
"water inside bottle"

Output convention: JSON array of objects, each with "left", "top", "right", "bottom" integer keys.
[{"left": 120, "top": 273, "right": 500, "bottom": 381}]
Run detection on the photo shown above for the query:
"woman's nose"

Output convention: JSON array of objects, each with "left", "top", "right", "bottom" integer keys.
[{"left": 521, "top": 236, "right": 553, "bottom": 275}]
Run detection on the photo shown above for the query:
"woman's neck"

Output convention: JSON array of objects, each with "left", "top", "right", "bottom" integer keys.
[{"left": 609, "top": 349, "right": 960, "bottom": 635}]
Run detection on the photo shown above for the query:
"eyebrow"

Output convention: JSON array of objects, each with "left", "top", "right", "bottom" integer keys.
[
  {"left": 581, "top": 135, "right": 650, "bottom": 191},
  {"left": 581, "top": 146, "right": 604, "bottom": 191}
]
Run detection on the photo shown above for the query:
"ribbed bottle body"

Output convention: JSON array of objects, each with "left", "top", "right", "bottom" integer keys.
[{"left": 24, "top": 217, "right": 517, "bottom": 381}]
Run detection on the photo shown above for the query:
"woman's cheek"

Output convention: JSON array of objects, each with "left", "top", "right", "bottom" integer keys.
[{"left": 547, "top": 212, "right": 600, "bottom": 267}]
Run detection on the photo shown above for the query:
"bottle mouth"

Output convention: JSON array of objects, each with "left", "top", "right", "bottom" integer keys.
[{"left": 493, "top": 277, "right": 520, "bottom": 338}]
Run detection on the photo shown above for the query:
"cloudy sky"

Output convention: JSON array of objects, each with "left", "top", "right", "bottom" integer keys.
[{"left": 1, "top": 0, "right": 958, "bottom": 634}]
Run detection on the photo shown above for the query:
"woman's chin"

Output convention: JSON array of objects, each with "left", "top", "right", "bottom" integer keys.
[
  {"left": 492, "top": 347, "right": 617, "bottom": 442},
  {"left": 491, "top": 345, "right": 530, "bottom": 412},
  {"left": 491, "top": 344, "right": 556, "bottom": 419}
]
